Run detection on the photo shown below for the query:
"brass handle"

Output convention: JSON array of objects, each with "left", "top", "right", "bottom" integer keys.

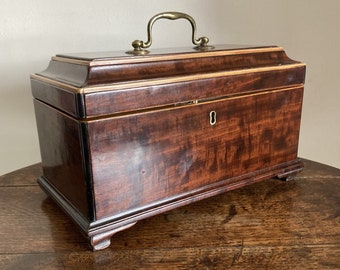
[{"left": 127, "top": 12, "right": 213, "bottom": 55}]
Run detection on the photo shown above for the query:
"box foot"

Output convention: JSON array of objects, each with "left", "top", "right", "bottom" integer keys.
[
  {"left": 277, "top": 172, "right": 298, "bottom": 181},
  {"left": 89, "top": 222, "right": 137, "bottom": 251},
  {"left": 276, "top": 158, "right": 304, "bottom": 181}
]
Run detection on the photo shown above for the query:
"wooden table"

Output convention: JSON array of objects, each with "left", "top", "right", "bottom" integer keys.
[{"left": 0, "top": 158, "right": 339, "bottom": 269}]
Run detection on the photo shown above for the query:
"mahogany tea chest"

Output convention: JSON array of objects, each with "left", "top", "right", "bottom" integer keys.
[{"left": 31, "top": 12, "right": 305, "bottom": 250}]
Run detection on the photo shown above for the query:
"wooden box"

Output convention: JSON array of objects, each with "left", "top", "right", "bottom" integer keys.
[{"left": 31, "top": 13, "right": 305, "bottom": 250}]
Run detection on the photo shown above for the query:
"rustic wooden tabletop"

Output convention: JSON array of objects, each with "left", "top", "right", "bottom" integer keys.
[{"left": 0, "top": 158, "right": 339, "bottom": 269}]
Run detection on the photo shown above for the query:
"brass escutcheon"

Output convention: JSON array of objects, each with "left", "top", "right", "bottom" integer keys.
[{"left": 210, "top": 111, "right": 217, "bottom": 126}]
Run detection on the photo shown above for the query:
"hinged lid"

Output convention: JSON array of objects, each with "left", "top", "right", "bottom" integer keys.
[
  {"left": 31, "top": 11, "right": 305, "bottom": 119},
  {"left": 31, "top": 44, "right": 305, "bottom": 119}
]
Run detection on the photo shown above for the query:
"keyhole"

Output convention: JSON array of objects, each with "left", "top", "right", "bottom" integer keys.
[{"left": 210, "top": 111, "right": 217, "bottom": 125}]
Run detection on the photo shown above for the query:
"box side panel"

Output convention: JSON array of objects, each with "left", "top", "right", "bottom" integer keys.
[
  {"left": 85, "top": 66, "right": 305, "bottom": 117},
  {"left": 34, "top": 100, "right": 92, "bottom": 220},
  {"left": 87, "top": 86, "right": 303, "bottom": 220},
  {"left": 31, "top": 79, "right": 84, "bottom": 118}
]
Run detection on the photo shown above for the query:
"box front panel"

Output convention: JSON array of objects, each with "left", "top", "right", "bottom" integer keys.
[{"left": 87, "top": 87, "right": 303, "bottom": 220}]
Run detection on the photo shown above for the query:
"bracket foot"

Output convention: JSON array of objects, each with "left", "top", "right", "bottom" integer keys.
[{"left": 89, "top": 222, "right": 137, "bottom": 251}]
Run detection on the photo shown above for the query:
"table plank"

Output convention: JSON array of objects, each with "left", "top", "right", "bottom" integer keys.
[
  {"left": 1, "top": 244, "right": 339, "bottom": 270},
  {"left": 0, "top": 159, "right": 339, "bottom": 269},
  {"left": 0, "top": 164, "right": 42, "bottom": 187}
]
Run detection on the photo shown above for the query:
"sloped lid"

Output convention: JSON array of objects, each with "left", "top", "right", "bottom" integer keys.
[
  {"left": 33, "top": 44, "right": 300, "bottom": 90},
  {"left": 31, "top": 44, "right": 305, "bottom": 118}
]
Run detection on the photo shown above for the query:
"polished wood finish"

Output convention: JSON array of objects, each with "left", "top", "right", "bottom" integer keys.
[
  {"left": 31, "top": 45, "right": 305, "bottom": 118},
  {"left": 33, "top": 99, "right": 91, "bottom": 219},
  {"left": 56, "top": 47, "right": 298, "bottom": 86},
  {"left": 31, "top": 45, "right": 305, "bottom": 250},
  {"left": 83, "top": 66, "right": 305, "bottom": 117},
  {"left": 0, "top": 159, "right": 339, "bottom": 269},
  {"left": 87, "top": 87, "right": 303, "bottom": 220}
]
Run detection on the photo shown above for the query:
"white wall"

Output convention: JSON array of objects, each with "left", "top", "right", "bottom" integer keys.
[{"left": 0, "top": 0, "right": 339, "bottom": 175}]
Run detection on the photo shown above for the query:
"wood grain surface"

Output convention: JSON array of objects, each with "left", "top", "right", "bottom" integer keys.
[
  {"left": 31, "top": 45, "right": 306, "bottom": 252},
  {"left": 0, "top": 159, "right": 339, "bottom": 269},
  {"left": 32, "top": 45, "right": 305, "bottom": 118},
  {"left": 88, "top": 87, "right": 303, "bottom": 220}
]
